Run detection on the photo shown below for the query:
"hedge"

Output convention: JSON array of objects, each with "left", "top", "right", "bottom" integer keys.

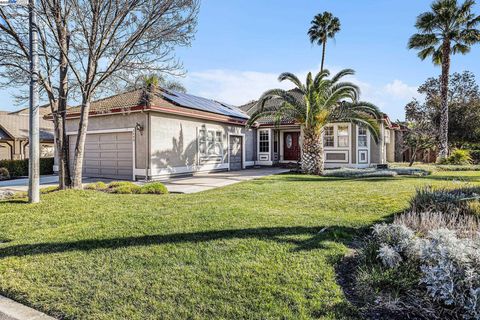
[{"left": 0, "top": 158, "right": 54, "bottom": 177}]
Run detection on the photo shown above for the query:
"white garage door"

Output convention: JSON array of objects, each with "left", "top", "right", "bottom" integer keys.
[{"left": 69, "top": 131, "right": 134, "bottom": 180}]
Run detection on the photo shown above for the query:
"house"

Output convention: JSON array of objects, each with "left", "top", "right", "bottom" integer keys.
[
  {"left": 54, "top": 87, "right": 399, "bottom": 181},
  {"left": 240, "top": 94, "right": 400, "bottom": 169},
  {"left": 0, "top": 106, "right": 55, "bottom": 160},
  {"left": 56, "top": 88, "right": 255, "bottom": 180}
]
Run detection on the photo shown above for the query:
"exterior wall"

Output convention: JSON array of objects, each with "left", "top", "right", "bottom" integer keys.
[
  {"left": 245, "top": 128, "right": 256, "bottom": 164},
  {"left": 148, "top": 112, "right": 250, "bottom": 178},
  {"left": 351, "top": 123, "right": 357, "bottom": 165},
  {"left": 370, "top": 135, "right": 380, "bottom": 164},
  {"left": 0, "top": 142, "right": 12, "bottom": 160},
  {"left": 65, "top": 112, "right": 148, "bottom": 174},
  {"left": 386, "top": 129, "right": 396, "bottom": 163}
]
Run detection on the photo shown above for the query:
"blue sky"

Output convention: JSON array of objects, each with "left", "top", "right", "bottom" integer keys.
[{"left": 2, "top": 0, "right": 480, "bottom": 120}]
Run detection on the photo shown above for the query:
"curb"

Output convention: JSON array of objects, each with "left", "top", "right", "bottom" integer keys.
[{"left": 0, "top": 295, "right": 55, "bottom": 320}]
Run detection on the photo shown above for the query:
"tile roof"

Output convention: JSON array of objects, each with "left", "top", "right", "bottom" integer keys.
[
  {"left": 66, "top": 88, "right": 249, "bottom": 120},
  {"left": 239, "top": 89, "right": 303, "bottom": 125},
  {"left": 0, "top": 114, "right": 54, "bottom": 141}
]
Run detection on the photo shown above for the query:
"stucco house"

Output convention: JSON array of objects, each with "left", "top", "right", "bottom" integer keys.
[
  {"left": 0, "top": 106, "right": 55, "bottom": 160},
  {"left": 54, "top": 87, "right": 400, "bottom": 180}
]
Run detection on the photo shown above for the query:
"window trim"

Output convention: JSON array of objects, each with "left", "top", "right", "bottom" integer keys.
[
  {"left": 323, "top": 123, "right": 351, "bottom": 150},
  {"left": 258, "top": 129, "right": 270, "bottom": 154},
  {"left": 198, "top": 126, "right": 224, "bottom": 163}
]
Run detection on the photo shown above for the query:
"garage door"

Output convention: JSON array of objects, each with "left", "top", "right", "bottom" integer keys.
[
  {"left": 229, "top": 136, "right": 243, "bottom": 171},
  {"left": 69, "top": 131, "right": 133, "bottom": 180}
]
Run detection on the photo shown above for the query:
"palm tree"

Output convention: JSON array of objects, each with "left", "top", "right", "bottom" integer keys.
[
  {"left": 408, "top": 0, "right": 480, "bottom": 161},
  {"left": 308, "top": 12, "right": 341, "bottom": 72},
  {"left": 247, "top": 69, "right": 381, "bottom": 175}
]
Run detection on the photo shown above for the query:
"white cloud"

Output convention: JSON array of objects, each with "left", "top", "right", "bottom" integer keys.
[
  {"left": 183, "top": 68, "right": 420, "bottom": 121},
  {"left": 384, "top": 80, "right": 420, "bottom": 100}
]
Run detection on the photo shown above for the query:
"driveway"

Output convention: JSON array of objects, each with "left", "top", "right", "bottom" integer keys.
[{"left": 0, "top": 168, "right": 290, "bottom": 194}]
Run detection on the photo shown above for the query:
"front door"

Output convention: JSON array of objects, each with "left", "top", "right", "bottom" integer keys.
[
  {"left": 283, "top": 132, "right": 300, "bottom": 161},
  {"left": 229, "top": 135, "right": 243, "bottom": 171}
]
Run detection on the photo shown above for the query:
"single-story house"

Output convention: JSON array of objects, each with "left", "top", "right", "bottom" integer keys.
[
  {"left": 0, "top": 106, "right": 55, "bottom": 160},
  {"left": 239, "top": 94, "right": 400, "bottom": 169},
  {"left": 53, "top": 87, "right": 401, "bottom": 181}
]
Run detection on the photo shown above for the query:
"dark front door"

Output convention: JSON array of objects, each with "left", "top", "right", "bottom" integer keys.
[{"left": 283, "top": 132, "right": 300, "bottom": 161}]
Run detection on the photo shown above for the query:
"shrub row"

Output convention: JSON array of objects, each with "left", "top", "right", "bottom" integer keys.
[
  {"left": 85, "top": 181, "right": 169, "bottom": 195},
  {"left": 0, "top": 158, "right": 54, "bottom": 177},
  {"left": 323, "top": 167, "right": 431, "bottom": 178}
]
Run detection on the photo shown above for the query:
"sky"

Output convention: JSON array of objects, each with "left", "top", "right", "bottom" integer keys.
[{"left": 2, "top": 0, "right": 480, "bottom": 120}]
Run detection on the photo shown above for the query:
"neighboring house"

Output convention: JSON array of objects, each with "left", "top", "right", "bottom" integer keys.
[
  {"left": 0, "top": 106, "right": 55, "bottom": 160},
  {"left": 240, "top": 96, "right": 400, "bottom": 169},
  {"left": 51, "top": 87, "right": 400, "bottom": 181}
]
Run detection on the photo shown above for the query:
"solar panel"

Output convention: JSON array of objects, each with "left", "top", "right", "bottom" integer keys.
[{"left": 162, "top": 90, "right": 249, "bottom": 120}]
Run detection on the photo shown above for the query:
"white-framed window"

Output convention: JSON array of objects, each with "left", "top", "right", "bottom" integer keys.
[
  {"left": 199, "top": 128, "right": 223, "bottom": 158},
  {"left": 358, "top": 126, "right": 368, "bottom": 148},
  {"left": 337, "top": 125, "right": 349, "bottom": 147},
  {"left": 324, "top": 126, "right": 334, "bottom": 147},
  {"left": 259, "top": 129, "right": 269, "bottom": 153}
]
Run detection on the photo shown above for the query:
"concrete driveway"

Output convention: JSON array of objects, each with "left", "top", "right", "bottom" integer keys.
[{"left": 0, "top": 168, "right": 290, "bottom": 194}]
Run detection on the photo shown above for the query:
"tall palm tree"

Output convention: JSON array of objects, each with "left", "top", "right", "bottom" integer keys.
[
  {"left": 408, "top": 0, "right": 480, "bottom": 161},
  {"left": 308, "top": 12, "right": 341, "bottom": 72},
  {"left": 248, "top": 69, "right": 381, "bottom": 175}
]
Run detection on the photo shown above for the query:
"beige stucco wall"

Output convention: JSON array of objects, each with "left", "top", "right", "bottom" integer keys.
[
  {"left": 65, "top": 112, "right": 148, "bottom": 170},
  {"left": 370, "top": 135, "right": 380, "bottom": 164},
  {"left": 149, "top": 112, "right": 252, "bottom": 177},
  {"left": 386, "top": 129, "right": 396, "bottom": 163}
]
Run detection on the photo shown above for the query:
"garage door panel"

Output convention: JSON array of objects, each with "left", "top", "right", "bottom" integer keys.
[{"left": 69, "top": 131, "right": 133, "bottom": 180}]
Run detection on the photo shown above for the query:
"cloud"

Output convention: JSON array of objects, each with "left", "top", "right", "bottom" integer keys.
[
  {"left": 183, "top": 68, "right": 420, "bottom": 121},
  {"left": 384, "top": 80, "right": 420, "bottom": 100}
]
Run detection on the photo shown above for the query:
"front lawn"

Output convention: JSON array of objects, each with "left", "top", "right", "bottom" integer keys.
[{"left": 0, "top": 171, "right": 479, "bottom": 319}]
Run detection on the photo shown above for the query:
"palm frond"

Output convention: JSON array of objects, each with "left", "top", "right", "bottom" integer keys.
[
  {"left": 330, "top": 69, "right": 355, "bottom": 84},
  {"left": 278, "top": 73, "right": 305, "bottom": 92}
]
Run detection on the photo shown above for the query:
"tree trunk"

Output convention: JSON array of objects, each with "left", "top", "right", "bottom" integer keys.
[
  {"left": 301, "top": 127, "right": 323, "bottom": 175},
  {"left": 58, "top": 25, "right": 71, "bottom": 188},
  {"left": 437, "top": 41, "right": 450, "bottom": 162},
  {"left": 320, "top": 40, "right": 326, "bottom": 72},
  {"left": 71, "top": 99, "right": 90, "bottom": 189},
  {"left": 409, "top": 147, "right": 417, "bottom": 167}
]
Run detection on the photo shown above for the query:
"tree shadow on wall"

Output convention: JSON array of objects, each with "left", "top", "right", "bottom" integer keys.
[{"left": 151, "top": 125, "right": 198, "bottom": 170}]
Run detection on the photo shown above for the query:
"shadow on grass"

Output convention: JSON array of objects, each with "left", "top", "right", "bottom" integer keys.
[{"left": 0, "top": 225, "right": 378, "bottom": 259}]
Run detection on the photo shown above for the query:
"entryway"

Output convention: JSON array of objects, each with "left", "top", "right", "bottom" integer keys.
[{"left": 283, "top": 131, "right": 300, "bottom": 161}]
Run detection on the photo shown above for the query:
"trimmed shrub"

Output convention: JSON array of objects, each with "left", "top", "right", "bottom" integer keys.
[
  {"left": 390, "top": 167, "right": 431, "bottom": 176},
  {"left": 435, "top": 164, "right": 480, "bottom": 171},
  {"left": 107, "top": 181, "right": 141, "bottom": 194},
  {"left": 84, "top": 181, "right": 108, "bottom": 190},
  {"left": 0, "top": 158, "right": 54, "bottom": 177},
  {"left": 139, "top": 182, "right": 169, "bottom": 194},
  {"left": 0, "top": 167, "right": 10, "bottom": 180},
  {"left": 323, "top": 168, "right": 398, "bottom": 178}
]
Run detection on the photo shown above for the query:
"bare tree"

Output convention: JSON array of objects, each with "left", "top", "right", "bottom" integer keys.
[
  {"left": 53, "top": 0, "right": 198, "bottom": 188},
  {"left": 0, "top": 1, "right": 72, "bottom": 188},
  {"left": 1, "top": 0, "right": 198, "bottom": 189}
]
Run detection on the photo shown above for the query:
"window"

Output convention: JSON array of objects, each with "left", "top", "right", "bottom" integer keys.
[
  {"left": 337, "top": 125, "right": 349, "bottom": 147},
  {"left": 358, "top": 126, "right": 367, "bottom": 148},
  {"left": 324, "top": 126, "right": 334, "bottom": 147},
  {"left": 199, "top": 128, "right": 223, "bottom": 158},
  {"left": 259, "top": 130, "right": 269, "bottom": 153}
]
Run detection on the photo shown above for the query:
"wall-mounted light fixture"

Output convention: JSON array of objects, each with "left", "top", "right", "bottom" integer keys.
[{"left": 135, "top": 122, "right": 144, "bottom": 135}]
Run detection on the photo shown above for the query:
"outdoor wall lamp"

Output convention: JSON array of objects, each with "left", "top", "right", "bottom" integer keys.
[{"left": 135, "top": 122, "right": 144, "bottom": 135}]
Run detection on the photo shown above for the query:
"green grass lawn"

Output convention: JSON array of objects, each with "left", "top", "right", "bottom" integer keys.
[{"left": 0, "top": 171, "right": 479, "bottom": 320}]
